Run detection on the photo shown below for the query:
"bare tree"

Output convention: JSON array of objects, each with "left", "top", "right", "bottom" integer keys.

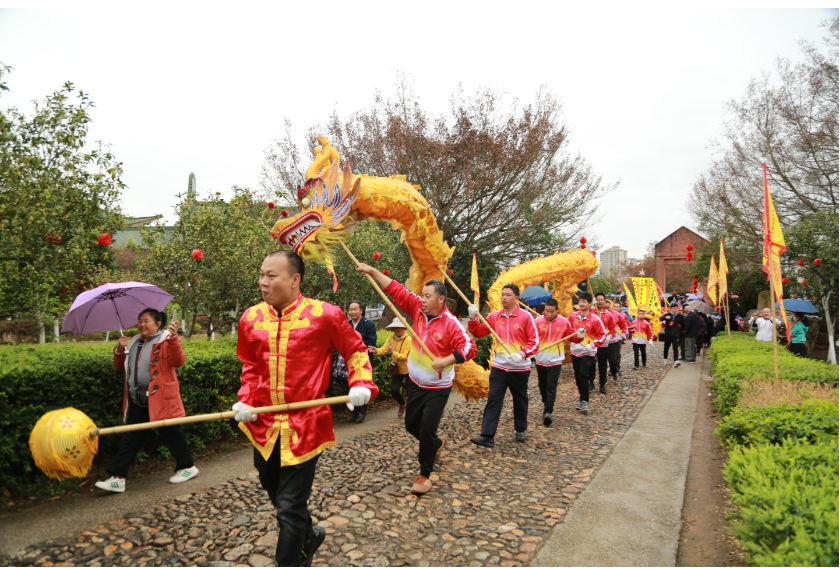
[{"left": 260, "top": 78, "right": 617, "bottom": 269}]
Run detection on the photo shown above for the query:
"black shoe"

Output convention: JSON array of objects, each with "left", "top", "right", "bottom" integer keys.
[
  {"left": 300, "top": 526, "right": 326, "bottom": 566},
  {"left": 470, "top": 435, "right": 495, "bottom": 448},
  {"left": 617, "top": 370, "right": 623, "bottom": 377},
  {"left": 588, "top": 382, "right": 596, "bottom": 392},
  {"left": 612, "top": 373, "right": 619, "bottom": 382},
  {"left": 543, "top": 413, "right": 553, "bottom": 427},
  {"left": 515, "top": 431, "right": 526, "bottom": 442},
  {"left": 633, "top": 366, "right": 640, "bottom": 370},
  {"left": 600, "top": 385, "right": 607, "bottom": 394}
]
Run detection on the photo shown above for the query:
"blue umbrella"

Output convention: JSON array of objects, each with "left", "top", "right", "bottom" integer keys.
[
  {"left": 520, "top": 285, "right": 551, "bottom": 306},
  {"left": 775, "top": 299, "right": 819, "bottom": 313}
]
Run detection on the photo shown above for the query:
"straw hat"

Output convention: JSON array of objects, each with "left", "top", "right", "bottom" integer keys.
[{"left": 385, "top": 317, "right": 406, "bottom": 329}]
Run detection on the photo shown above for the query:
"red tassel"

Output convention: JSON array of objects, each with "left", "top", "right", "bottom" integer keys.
[{"left": 327, "top": 267, "right": 339, "bottom": 293}]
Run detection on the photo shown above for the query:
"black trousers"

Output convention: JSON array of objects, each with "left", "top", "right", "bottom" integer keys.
[
  {"left": 633, "top": 343, "right": 647, "bottom": 367},
  {"left": 405, "top": 381, "right": 450, "bottom": 478},
  {"left": 571, "top": 356, "right": 594, "bottom": 403},
  {"left": 351, "top": 404, "right": 368, "bottom": 420},
  {"left": 609, "top": 341, "right": 622, "bottom": 372},
  {"left": 390, "top": 373, "right": 409, "bottom": 406},
  {"left": 254, "top": 444, "right": 320, "bottom": 567},
  {"left": 481, "top": 368, "right": 530, "bottom": 437},
  {"left": 107, "top": 399, "right": 194, "bottom": 479},
  {"left": 597, "top": 344, "right": 620, "bottom": 384},
  {"left": 536, "top": 365, "right": 561, "bottom": 414},
  {"left": 788, "top": 343, "right": 807, "bottom": 357},
  {"left": 679, "top": 332, "right": 686, "bottom": 359},
  {"left": 663, "top": 336, "right": 679, "bottom": 361}
]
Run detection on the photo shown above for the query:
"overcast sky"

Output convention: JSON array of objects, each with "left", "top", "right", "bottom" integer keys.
[{"left": 1, "top": 6, "right": 836, "bottom": 259}]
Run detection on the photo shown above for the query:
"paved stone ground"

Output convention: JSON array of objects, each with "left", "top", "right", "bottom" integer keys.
[{"left": 4, "top": 343, "right": 672, "bottom": 568}]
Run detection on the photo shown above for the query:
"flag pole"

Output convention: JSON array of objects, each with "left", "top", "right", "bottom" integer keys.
[{"left": 764, "top": 163, "right": 780, "bottom": 381}]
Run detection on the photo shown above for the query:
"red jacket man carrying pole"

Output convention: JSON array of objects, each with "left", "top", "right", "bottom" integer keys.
[
  {"left": 232, "top": 251, "right": 379, "bottom": 566},
  {"left": 467, "top": 284, "right": 539, "bottom": 447},
  {"left": 567, "top": 292, "right": 607, "bottom": 415},
  {"left": 354, "top": 263, "right": 476, "bottom": 495}
]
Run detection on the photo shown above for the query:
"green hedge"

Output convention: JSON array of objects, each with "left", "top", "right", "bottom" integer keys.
[
  {"left": 723, "top": 436, "right": 839, "bottom": 567},
  {"left": 0, "top": 340, "right": 242, "bottom": 495},
  {"left": 708, "top": 333, "right": 837, "bottom": 416},
  {"left": 718, "top": 400, "right": 838, "bottom": 448}
]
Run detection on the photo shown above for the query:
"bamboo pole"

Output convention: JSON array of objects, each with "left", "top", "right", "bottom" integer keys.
[
  {"left": 339, "top": 242, "right": 432, "bottom": 355},
  {"left": 535, "top": 331, "right": 579, "bottom": 355},
  {"left": 518, "top": 300, "right": 540, "bottom": 317},
  {"left": 725, "top": 292, "right": 732, "bottom": 338},
  {"left": 93, "top": 396, "right": 350, "bottom": 437},
  {"left": 438, "top": 268, "right": 513, "bottom": 356},
  {"left": 768, "top": 259, "right": 780, "bottom": 381}
]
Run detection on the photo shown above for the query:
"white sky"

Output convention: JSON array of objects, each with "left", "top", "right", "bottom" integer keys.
[{"left": 1, "top": 5, "right": 836, "bottom": 259}]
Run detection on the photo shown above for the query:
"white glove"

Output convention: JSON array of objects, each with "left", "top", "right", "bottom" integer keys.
[
  {"left": 509, "top": 352, "right": 523, "bottom": 364},
  {"left": 584, "top": 344, "right": 597, "bottom": 354},
  {"left": 232, "top": 402, "right": 257, "bottom": 422},
  {"left": 346, "top": 386, "right": 372, "bottom": 411},
  {"left": 576, "top": 328, "right": 586, "bottom": 339},
  {"left": 468, "top": 304, "right": 479, "bottom": 319}
]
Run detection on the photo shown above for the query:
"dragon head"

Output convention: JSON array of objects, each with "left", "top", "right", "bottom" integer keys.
[{"left": 270, "top": 141, "right": 360, "bottom": 266}]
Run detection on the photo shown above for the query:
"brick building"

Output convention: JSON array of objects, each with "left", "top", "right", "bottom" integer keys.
[{"left": 654, "top": 227, "right": 708, "bottom": 293}]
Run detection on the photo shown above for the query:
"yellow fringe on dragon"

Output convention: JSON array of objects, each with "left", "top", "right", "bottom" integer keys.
[{"left": 269, "top": 137, "right": 453, "bottom": 295}]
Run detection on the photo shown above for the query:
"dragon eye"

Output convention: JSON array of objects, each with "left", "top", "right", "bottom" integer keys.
[{"left": 300, "top": 197, "right": 311, "bottom": 208}]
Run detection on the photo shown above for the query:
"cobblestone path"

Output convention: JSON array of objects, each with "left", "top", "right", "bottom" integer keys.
[{"left": 7, "top": 344, "right": 672, "bottom": 567}]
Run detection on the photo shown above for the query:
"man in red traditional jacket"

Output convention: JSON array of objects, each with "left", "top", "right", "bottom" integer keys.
[{"left": 233, "top": 250, "right": 379, "bottom": 567}]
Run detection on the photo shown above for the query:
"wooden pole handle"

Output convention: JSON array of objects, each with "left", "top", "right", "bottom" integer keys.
[
  {"left": 518, "top": 300, "right": 540, "bottom": 317},
  {"left": 91, "top": 396, "right": 351, "bottom": 437},
  {"left": 339, "top": 242, "right": 432, "bottom": 355},
  {"left": 439, "top": 267, "right": 513, "bottom": 356},
  {"left": 535, "top": 331, "right": 579, "bottom": 355}
]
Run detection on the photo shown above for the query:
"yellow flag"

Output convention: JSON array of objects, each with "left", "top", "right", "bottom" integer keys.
[
  {"left": 718, "top": 239, "right": 729, "bottom": 298},
  {"left": 631, "top": 277, "right": 655, "bottom": 312},
  {"left": 762, "top": 164, "right": 790, "bottom": 342},
  {"left": 708, "top": 256, "right": 719, "bottom": 307},
  {"left": 623, "top": 282, "right": 638, "bottom": 317},
  {"left": 470, "top": 253, "right": 479, "bottom": 306}
]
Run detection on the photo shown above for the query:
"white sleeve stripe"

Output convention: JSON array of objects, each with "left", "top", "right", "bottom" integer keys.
[{"left": 444, "top": 311, "right": 473, "bottom": 357}]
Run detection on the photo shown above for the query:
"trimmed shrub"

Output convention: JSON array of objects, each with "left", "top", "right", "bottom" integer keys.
[
  {"left": 723, "top": 436, "right": 839, "bottom": 567},
  {"left": 708, "top": 333, "right": 837, "bottom": 416},
  {"left": 717, "top": 399, "right": 839, "bottom": 448}
]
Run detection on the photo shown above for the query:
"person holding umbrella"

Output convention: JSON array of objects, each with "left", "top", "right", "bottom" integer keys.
[{"left": 95, "top": 309, "right": 198, "bottom": 493}]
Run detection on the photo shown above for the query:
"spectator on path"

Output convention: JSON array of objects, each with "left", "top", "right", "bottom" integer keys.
[
  {"left": 373, "top": 317, "right": 412, "bottom": 417},
  {"left": 748, "top": 308, "right": 782, "bottom": 342},
  {"left": 660, "top": 305, "right": 682, "bottom": 368},
  {"left": 96, "top": 309, "right": 198, "bottom": 493},
  {"left": 630, "top": 310, "right": 654, "bottom": 369},
  {"left": 683, "top": 305, "right": 700, "bottom": 363},
  {"left": 347, "top": 300, "right": 378, "bottom": 423},
  {"left": 567, "top": 293, "right": 607, "bottom": 415},
  {"left": 533, "top": 298, "right": 573, "bottom": 427},
  {"left": 233, "top": 250, "right": 377, "bottom": 566},
  {"left": 355, "top": 262, "right": 476, "bottom": 495},
  {"left": 468, "top": 284, "right": 539, "bottom": 446},
  {"left": 788, "top": 312, "right": 809, "bottom": 357},
  {"left": 696, "top": 312, "right": 708, "bottom": 352}
]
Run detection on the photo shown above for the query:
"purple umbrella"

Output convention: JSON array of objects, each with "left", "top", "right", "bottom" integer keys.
[{"left": 61, "top": 282, "right": 173, "bottom": 335}]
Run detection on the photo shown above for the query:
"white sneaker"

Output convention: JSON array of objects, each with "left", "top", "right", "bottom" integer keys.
[
  {"left": 674, "top": 361, "right": 681, "bottom": 368},
  {"left": 95, "top": 476, "right": 126, "bottom": 493},
  {"left": 170, "top": 466, "right": 199, "bottom": 483},
  {"left": 662, "top": 359, "right": 668, "bottom": 365}
]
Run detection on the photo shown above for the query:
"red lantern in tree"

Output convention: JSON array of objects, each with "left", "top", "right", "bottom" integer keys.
[
  {"left": 580, "top": 237, "right": 587, "bottom": 245},
  {"left": 373, "top": 252, "right": 381, "bottom": 260},
  {"left": 447, "top": 269, "right": 454, "bottom": 275},
  {"left": 802, "top": 280, "right": 808, "bottom": 286},
  {"left": 192, "top": 249, "right": 204, "bottom": 260},
  {"left": 194, "top": 277, "right": 198, "bottom": 281},
  {"left": 267, "top": 202, "right": 275, "bottom": 209},
  {"left": 797, "top": 259, "right": 804, "bottom": 266},
  {"left": 685, "top": 244, "right": 694, "bottom": 251},
  {"left": 686, "top": 251, "right": 693, "bottom": 261},
  {"left": 382, "top": 269, "right": 390, "bottom": 276},
  {"left": 782, "top": 278, "right": 789, "bottom": 284},
  {"left": 581, "top": 244, "right": 587, "bottom": 249},
  {"left": 97, "top": 233, "right": 112, "bottom": 246},
  {"left": 46, "top": 234, "right": 61, "bottom": 245},
  {"left": 814, "top": 259, "right": 822, "bottom": 266},
  {"left": 281, "top": 210, "right": 288, "bottom": 217}
]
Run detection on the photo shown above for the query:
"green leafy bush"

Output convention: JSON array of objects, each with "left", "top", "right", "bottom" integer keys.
[
  {"left": 723, "top": 436, "right": 839, "bottom": 567},
  {"left": 0, "top": 339, "right": 240, "bottom": 495},
  {"left": 708, "top": 333, "right": 837, "bottom": 416},
  {"left": 718, "top": 400, "right": 839, "bottom": 447}
]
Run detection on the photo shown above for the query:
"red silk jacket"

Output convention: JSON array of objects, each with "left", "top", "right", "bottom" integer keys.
[{"left": 236, "top": 295, "right": 378, "bottom": 464}]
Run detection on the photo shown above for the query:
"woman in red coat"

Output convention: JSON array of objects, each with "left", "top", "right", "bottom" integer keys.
[{"left": 95, "top": 308, "right": 198, "bottom": 493}]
